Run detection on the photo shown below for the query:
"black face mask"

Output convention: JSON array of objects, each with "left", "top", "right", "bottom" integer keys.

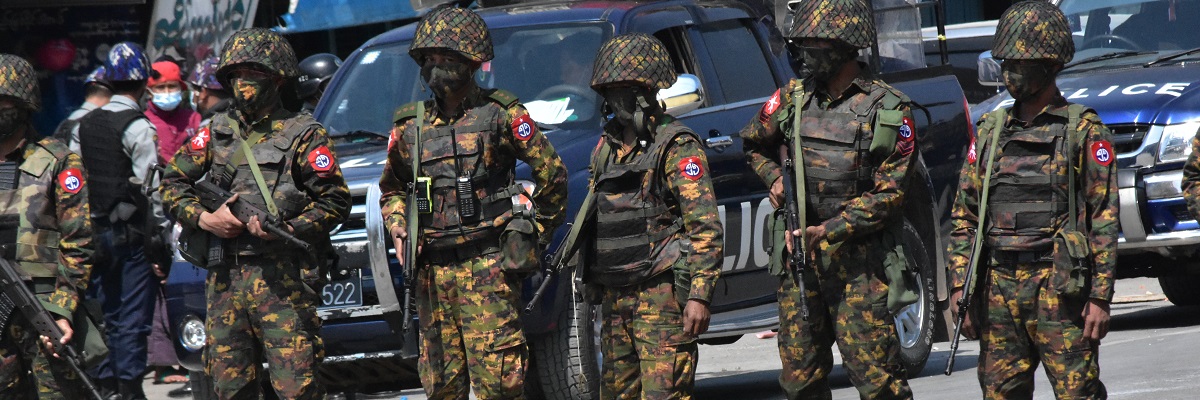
[
  {"left": 1002, "top": 62, "right": 1057, "bottom": 103},
  {"left": 421, "top": 60, "right": 473, "bottom": 99},
  {"left": 0, "top": 107, "right": 28, "bottom": 142},
  {"left": 799, "top": 46, "right": 857, "bottom": 82},
  {"left": 602, "top": 86, "right": 655, "bottom": 136}
]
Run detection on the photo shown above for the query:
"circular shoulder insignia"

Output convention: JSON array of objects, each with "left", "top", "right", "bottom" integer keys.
[
  {"left": 896, "top": 116, "right": 916, "bottom": 156},
  {"left": 678, "top": 156, "right": 705, "bottom": 181},
  {"left": 58, "top": 168, "right": 83, "bottom": 194},
  {"left": 308, "top": 145, "right": 336, "bottom": 174},
  {"left": 512, "top": 114, "right": 535, "bottom": 141},
  {"left": 1091, "top": 140, "right": 1114, "bottom": 167}
]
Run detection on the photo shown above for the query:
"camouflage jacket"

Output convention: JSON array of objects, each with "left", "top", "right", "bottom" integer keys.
[
  {"left": 379, "top": 86, "right": 568, "bottom": 249},
  {"left": 160, "top": 106, "right": 352, "bottom": 254},
  {"left": 948, "top": 97, "right": 1119, "bottom": 302},
  {"left": 588, "top": 116, "right": 723, "bottom": 302},
  {"left": 740, "top": 75, "right": 916, "bottom": 245},
  {"left": 4, "top": 135, "right": 94, "bottom": 318}
]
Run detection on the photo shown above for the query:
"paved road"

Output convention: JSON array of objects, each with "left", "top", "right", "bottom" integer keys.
[{"left": 146, "top": 277, "right": 1199, "bottom": 399}]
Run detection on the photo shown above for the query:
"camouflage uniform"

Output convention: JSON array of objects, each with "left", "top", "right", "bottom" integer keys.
[
  {"left": 159, "top": 28, "right": 351, "bottom": 400},
  {"left": 585, "top": 33, "right": 723, "bottom": 400},
  {"left": 378, "top": 7, "right": 567, "bottom": 399},
  {"left": 741, "top": 1, "right": 916, "bottom": 397},
  {"left": 947, "top": 2, "right": 1116, "bottom": 398},
  {"left": 0, "top": 54, "right": 95, "bottom": 400}
]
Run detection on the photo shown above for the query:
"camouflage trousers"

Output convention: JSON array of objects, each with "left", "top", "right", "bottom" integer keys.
[
  {"left": 976, "top": 261, "right": 1106, "bottom": 399},
  {"left": 204, "top": 256, "right": 324, "bottom": 400},
  {"left": 0, "top": 314, "right": 86, "bottom": 399},
  {"left": 417, "top": 251, "right": 527, "bottom": 400},
  {"left": 600, "top": 271, "right": 697, "bottom": 400},
  {"left": 776, "top": 239, "right": 912, "bottom": 400}
]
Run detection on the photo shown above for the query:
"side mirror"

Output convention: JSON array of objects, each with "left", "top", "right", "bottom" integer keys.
[
  {"left": 658, "top": 74, "right": 703, "bottom": 116},
  {"left": 977, "top": 51, "right": 1004, "bottom": 87}
]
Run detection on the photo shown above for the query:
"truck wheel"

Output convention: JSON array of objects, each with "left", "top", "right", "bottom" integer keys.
[
  {"left": 189, "top": 370, "right": 219, "bottom": 400},
  {"left": 1158, "top": 275, "right": 1200, "bottom": 306},
  {"left": 531, "top": 276, "right": 601, "bottom": 400},
  {"left": 894, "top": 219, "right": 936, "bottom": 377}
]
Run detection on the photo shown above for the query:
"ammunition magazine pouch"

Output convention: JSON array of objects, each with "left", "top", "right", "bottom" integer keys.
[
  {"left": 499, "top": 203, "right": 541, "bottom": 278},
  {"left": 869, "top": 93, "right": 906, "bottom": 160},
  {"left": 880, "top": 222, "right": 919, "bottom": 315},
  {"left": 767, "top": 209, "right": 788, "bottom": 277},
  {"left": 1053, "top": 230, "right": 1091, "bottom": 298}
]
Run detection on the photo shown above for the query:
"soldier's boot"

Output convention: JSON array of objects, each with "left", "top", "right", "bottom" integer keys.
[
  {"left": 118, "top": 378, "right": 147, "bottom": 400},
  {"left": 95, "top": 377, "right": 120, "bottom": 400}
]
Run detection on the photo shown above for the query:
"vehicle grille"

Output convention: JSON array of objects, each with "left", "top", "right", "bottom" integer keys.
[{"left": 1109, "top": 124, "right": 1150, "bottom": 154}]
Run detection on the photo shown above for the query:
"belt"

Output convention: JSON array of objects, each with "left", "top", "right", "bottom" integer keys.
[
  {"left": 990, "top": 249, "right": 1052, "bottom": 266},
  {"left": 420, "top": 240, "right": 500, "bottom": 266}
]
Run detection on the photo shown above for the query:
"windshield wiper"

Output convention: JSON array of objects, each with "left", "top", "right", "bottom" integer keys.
[
  {"left": 1145, "top": 46, "right": 1200, "bottom": 67},
  {"left": 1066, "top": 51, "right": 1155, "bottom": 69},
  {"left": 336, "top": 130, "right": 389, "bottom": 144}
]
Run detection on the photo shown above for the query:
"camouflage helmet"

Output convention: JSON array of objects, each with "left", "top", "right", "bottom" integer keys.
[
  {"left": 787, "top": 0, "right": 876, "bottom": 49},
  {"left": 216, "top": 28, "right": 300, "bottom": 86},
  {"left": 85, "top": 66, "right": 111, "bottom": 91},
  {"left": 589, "top": 33, "right": 676, "bottom": 91},
  {"left": 189, "top": 56, "right": 222, "bottom": 90},
  {"left": 409, "top": 6, "right": 493, "bottom": 64},
  {"left": 992, "top": 1, "right": 1074, "bottom": 64},
  {"left": 105, "top": 42, "right": 151, "bottom": 82},
  {"left": 0, "top": 54, "right": 40, "bottom": 112}
]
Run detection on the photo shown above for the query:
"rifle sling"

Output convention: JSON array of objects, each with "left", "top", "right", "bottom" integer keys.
[
  {"left": 966, "top": 113, "right": 1004, "bottom": 290},
  {"left": 790, "top": 83, "right": 807, "bottom": 247},
  {"left": 220, "top": 128, "right": 278, "bottom": 217},
  {"left": 558, "top": 141, "right": 611, "bottom": 264}
]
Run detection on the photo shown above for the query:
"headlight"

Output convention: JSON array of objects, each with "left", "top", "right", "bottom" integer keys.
[
  {"left": 1145, "top": 170, "right": 1184, "bottom": 200},
  {"left": 513, "top": 179, "right": 536, "bottom": 211},
  {"left": 1157, "top": 122, "right": 1200, "bottom": 164},
  {"left": 178, "top": 315, "right": 206, "bottom": 351}
]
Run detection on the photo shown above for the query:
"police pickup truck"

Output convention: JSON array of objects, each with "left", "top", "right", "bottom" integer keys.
[
  {"left": 973, "top": 0, "right": 1200, "bottom": 306},
  {"left": 166, "top": 0, "right": 972, "bottom": 397}
]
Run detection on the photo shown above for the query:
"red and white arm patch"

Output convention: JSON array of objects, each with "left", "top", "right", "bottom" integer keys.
[
  {"left": 308, "top": 145, "right": 337, "bottom": 175},
  {"left": 678, "top": 156, "right": 705, "bottom": 181},
  {"left": 58, "top": 168, "right": 84, "bottom": 194},
  {"left": 758, "top": 89, "right": 782, "bottom": 124},
  {"left": 512, "top": 114, "right": 535, "bottom": 141},
  {"left": 1091, "top": 140, "right": 1114, "bottom": 167},
  {"left": 896, "top": 116, "right": 916, "bottom": 156},
  {"left": 188, "top": 126, "right": 210, "bottom": 153},
  {"left": 967, "top": 136, "right": 977, "bottom": 164}
]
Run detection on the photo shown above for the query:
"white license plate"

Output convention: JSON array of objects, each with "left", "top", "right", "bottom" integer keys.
[{"left": 320, "top": 269, "right": 363, "bottom": 308}]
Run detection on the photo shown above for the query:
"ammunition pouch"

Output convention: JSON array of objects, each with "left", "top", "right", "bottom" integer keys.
[
  {"left": 1053, "top": 230, "right": 1091, "bottom": 298},
  {"left": 767, "top": 209, "right": 788, "bottom": 277},
  {"left": 879, "top": 223, "right": 919, "bottom": 315},
  {"left": 499, "top": 205, "right": 540, "bottom": 279},
  {"left": 72, "top": 298, "right": 108, "bottom": 369}
]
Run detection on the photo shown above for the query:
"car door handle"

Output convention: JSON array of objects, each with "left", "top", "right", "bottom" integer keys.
[{"left": 705, "top": 136, "right": 733, "bottom": 151}]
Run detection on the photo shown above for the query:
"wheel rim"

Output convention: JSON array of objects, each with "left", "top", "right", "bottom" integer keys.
[{"left": 893, "top": 275, "right": 927, "bottom": 349}]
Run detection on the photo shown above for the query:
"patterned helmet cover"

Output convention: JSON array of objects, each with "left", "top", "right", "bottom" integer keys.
[
  {"left": 787, "top": 0, "right": 876, "bottom": 49},
  {"left": 85, "top": 66, "right": 109, "bottom": 87},
  {"left": 409, "top": 6, "right": 494, "bottom": 63},
  {"left": 189, "top": 56, "right": 222, "bottom": 90},
  {"left": 589, "top": 33, "right": 676, "bottom": 91},
  {"left": 105, "top": 42, "right": 151, "bottom": 81},
  {"left": 0, "top": 54, "right": 40, "bottom": 112},
  {"left": 216, "top": 28, "right": 301, "bottom": 86},
  {"left": 992, "top": 1, "right": 1074, "bottom": 63}
]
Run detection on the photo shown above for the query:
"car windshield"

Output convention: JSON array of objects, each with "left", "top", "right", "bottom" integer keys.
[
  {"left": 1059, "top": 0, "right": 1200, "bottom": 61},
  {"left": 320, "top": 22, "right": 608, "bottom": 137}
]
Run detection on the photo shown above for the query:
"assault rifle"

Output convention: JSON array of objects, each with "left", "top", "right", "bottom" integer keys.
[
  {"left": 400, "top": 101, "right": 428, "bottom": 360},
  {"left": 778, "top": 144, "right": 810, "bottom": 321},
  {"left": 524, "top": 203, "right": 596, "bottom": 314},
  {"left": 194, "top": 180, "right": 312, "bottom": 252},
  {"left": 0, "top": 259, "right": 104, "bottom": 400}
]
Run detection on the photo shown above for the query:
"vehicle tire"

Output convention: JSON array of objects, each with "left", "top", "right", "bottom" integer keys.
[
  {"left": 894, "top": 218, "right": 936, "bottom": 377},
  {"left": 189, "top": 370, "right": 219, "bottom": 400},
  {"left": 1158, "top": 275, "right": 1200, "bottom": 306},
  {"left": 531, "top": 270, "right": 601, "bottom": 400}
]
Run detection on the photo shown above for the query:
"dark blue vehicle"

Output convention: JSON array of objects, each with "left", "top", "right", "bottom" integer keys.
[
  {"left": 973, "top": 0, "right": 1200, "bottom": 306},
  {"left": 167, "top": 0, "right": 973, "bottom": 397}
]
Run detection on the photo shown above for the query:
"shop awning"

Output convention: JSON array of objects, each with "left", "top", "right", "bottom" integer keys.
[{"left": 274, "top": 0, "right": 422, "bottom": 33}]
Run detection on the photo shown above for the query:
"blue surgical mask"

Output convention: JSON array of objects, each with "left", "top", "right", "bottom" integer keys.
[{"left": 152, "top": 90, "right": 183, "bottom": 112}]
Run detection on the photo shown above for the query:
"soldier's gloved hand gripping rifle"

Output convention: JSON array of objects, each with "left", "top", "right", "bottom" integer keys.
[
  {"left": 0, "top": 259, "right": 105, "bottom": 400},
  {"left": 945, "top": 114, "right": 1002, "bottom": 375},
  {"left": 779, "top": 83, "right": 811, "bottom": 321}
]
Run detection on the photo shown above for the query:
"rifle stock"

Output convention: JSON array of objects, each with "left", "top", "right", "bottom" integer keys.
[
  {"left": 779, "top": 145, "right": 810, "bottom": 321},
  {"left": 0, "top": 259, "right": 104, "bottom": 400}
]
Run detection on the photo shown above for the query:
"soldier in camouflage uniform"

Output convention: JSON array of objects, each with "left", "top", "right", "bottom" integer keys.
[
  {"left": 159, "top": 28, "right": 351, "bottom": 400},
  {"left": 582, "top": 33, "right": 723, "bottom": 400},
  {"left": 739, "top": 0, "right": 917, "bottom": 398},
  {"left": 0, "top": 54, "right": 95, "bottom": 399},
  {"left": 378, "top": 6, "right": 567, "bottom": 399},
  {"left": 947, "top": 2, "right": 1117, "bottom": 399}
]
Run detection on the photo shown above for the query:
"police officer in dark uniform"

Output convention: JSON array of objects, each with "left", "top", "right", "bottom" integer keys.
[
  {"left": 584, "top": 33, "right": 724, "bottom": 399},
  {"left": 159, "top": 28, "right": 351, "bottom": 399},
  {"left": 0, "top": 53, "right": 96, "bottom": 400},
  {"left": 378, "top": 6, "right": 567, "bottom": 399}
]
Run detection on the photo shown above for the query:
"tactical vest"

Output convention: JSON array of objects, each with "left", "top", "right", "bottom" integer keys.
[
  {"left": 0, "top": 138, "right": 74, "bottom": 277},
  {"left": 77, "top": 109, "right": 141, "bottom": 215},
  {"left": 588, "top": 119, "right": 697, "bottom": 287},
  {"left": 785, "top": 84, "right": 896, "bottom": 222},
  {"left": 979, "top": 106, "right": 1086, "bottom": 251},
  {"left": 394, "top": 90, "right": 526, "bottom": 250},
  {"left": 208, "top": 111, "right": 320, "bottom": 253}
]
